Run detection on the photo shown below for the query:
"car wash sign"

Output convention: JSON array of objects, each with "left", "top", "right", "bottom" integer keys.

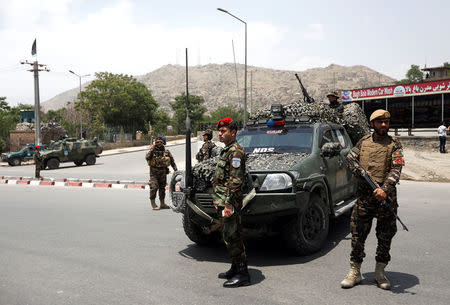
[{"left": 341, "top": 79, "right": 450, "bottom": 102}]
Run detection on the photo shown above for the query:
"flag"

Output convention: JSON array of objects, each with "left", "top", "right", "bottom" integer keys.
[{"left": 31, "top": 39, "right": 36, "bottom": 56}]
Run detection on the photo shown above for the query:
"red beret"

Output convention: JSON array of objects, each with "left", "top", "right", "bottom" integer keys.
[{"left": 217, "top": 117, "right": 233, "bottom": 129}]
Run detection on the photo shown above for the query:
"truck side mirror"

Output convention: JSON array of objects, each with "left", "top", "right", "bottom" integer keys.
[{"left": 321, "top": 142, "right": 342, "bottom": 158}]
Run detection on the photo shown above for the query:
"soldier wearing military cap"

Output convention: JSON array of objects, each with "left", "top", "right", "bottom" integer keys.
[
  {"left": 145, "top": 136, "right": 177, "bottom": 210},
  {"left": 213, "top": 117, "right": 250, "bottom": 288},
  {"left": 33, "top": 145, "right": 43, "bottom": 179},
  {"left": 196, "top": 129, "right": 216, "bottom": 162},
  {"left": 341, "top": 109, "right": 404, "bottom": 290},
  {"left": 327, "top": 91, "right": 342, "bottom": 110}
]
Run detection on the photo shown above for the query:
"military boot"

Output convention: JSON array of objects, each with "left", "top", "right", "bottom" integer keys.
[
  {"left": 340, "top": 261, "right": 362, "bottom": 288},
  {"left": 159, "top": 198, "right": 170, "bottom": 209},
  {"left": 218, "top": 262, "right": 237, "bottom": 279},
  {"left": 150, "top": 199, "right": 159, "bottom": 210},
  {"left": 223, "top": 261, "right": 250, "bottom": 288},
  {"left": 375, "top": 262, "right": 391, "bottom": 290}
]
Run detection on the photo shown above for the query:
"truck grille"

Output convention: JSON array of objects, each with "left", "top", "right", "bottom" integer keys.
[{"left": 196, "top": 194, "right": 214, "bottom": 208}]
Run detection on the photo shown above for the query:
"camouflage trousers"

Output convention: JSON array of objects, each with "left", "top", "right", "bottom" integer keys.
[
  {"left": 149, "top": 167, "right": 167, "bottom": 200},
  {"left": 221, "top": 209, "right": 246, "bottom": 263},
  {"left": 35, "top": 163, "right": 41, "bottom": 178},
  {"left": 350, "top": 191, "right": 398, "bottom": 264}
]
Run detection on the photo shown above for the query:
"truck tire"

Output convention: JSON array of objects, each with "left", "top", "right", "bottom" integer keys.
[
  {"left": 74, "top": 160, "right": 83, "bottom": 166},
  {"left": 11, "top": 158, "right": 21, "bottom": 166},
  {"left": 47, "top": 158, "right": 60, "bottom": 170},
  {"left": 283, "top": 193, "right": 329, "bottom": 255},
  {"left": 85, "top": 154, "right": 96, "bottom": 165},
  {"left": 182, "top": 205, "right": 216, "bottom": 246}
]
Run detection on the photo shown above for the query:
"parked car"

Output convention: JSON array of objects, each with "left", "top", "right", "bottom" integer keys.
[{"left": 1, "top": 144, "right": 46, "bottom": 166}]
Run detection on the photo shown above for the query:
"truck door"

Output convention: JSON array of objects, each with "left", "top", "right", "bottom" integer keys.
[
  {"left": 320, "top": 128, "right": 339, "bottom": 203},
  {"left": 333, "top": 128, "right": 356, "bottom": 200}
]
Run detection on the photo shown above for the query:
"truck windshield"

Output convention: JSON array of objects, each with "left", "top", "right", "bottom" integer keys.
[{"left": 237, "top": 127, "right": 313, "bottom": 154}]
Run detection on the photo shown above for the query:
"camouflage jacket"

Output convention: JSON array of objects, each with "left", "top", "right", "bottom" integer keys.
[
  {"left": 196, "top": 140, "right": 216, "bottom": 162},
  {"left": 33, "top": 150, "right": 42, "bottom": 164},
  {"left": 212, "top": 141, "right": 245, "bottom": 208},
  {"left": 145, "top": 146, "right": 177, "bottom": 171},
  {"left": 347, "top": 133, "right": 404, "bottom": 196}
]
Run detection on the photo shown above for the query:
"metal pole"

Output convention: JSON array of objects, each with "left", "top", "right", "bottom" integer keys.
[
  {"left": 79, "top": 76, "right": 82, "bottom": 138},
  {"left": 185, "top": 48, "right": 192, "bottom": 188},
  {"left": 33, "top": 61, "right": 41, "bottom": 145},
  {"left": 244, "top": 22, "right": 247, "bottom": 128},
  {"left": 231, "top": 40, "right": 241, "bottom": 109},
  {"left": 250, "top": 70, "right": 253, "bottom": 115},
  {"left": 442, "top": 93, "right": 444, "bottom": 122},
  {"left": 412, "top": 96, "right": 414, "bottom": 128},
  {"left": 385, "top": 98, "right": 388, "bottom": 110}
]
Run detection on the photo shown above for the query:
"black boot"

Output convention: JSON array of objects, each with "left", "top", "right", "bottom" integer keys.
[
  {"left": 223, "top": 261, "right": 250, "bottom": 288},
  {"left": 218, "top": 262, "right": 237, "bottom": 279}
]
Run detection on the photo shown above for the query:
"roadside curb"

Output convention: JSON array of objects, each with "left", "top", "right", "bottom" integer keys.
[{"left": 0, "top": 175, "right": 168, "bottom": 191}]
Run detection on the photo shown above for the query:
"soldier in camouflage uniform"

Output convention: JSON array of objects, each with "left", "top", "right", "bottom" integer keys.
[
  {"left": 145, "top": 136, "right": 177, "bottom": 210},
  {"left": 341, "top": 109, "right": 404, "bottom": 290},
  {"left": 196, "top": 129, "right": 216, "bottom": 162},
  {"left": 33, "top": 145, "right": 43, "bottom": 179},
  {"left": 327, "top": 91, "right": 344, "bottom": 113},
  {"left": 213, "top": 117, "right": 250, "bottom": 288}
]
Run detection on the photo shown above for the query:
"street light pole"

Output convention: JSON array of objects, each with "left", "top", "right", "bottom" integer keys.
[
  {"left": 217, "top": 8, "right": 247, "bottom": 128},
  {"left": 69, "top": 70, "right": 90, "bottom": 139}
]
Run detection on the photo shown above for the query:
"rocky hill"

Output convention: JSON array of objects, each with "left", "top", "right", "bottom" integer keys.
[{"left": 41, "top": 63, "right": 396, "bottom": 113}]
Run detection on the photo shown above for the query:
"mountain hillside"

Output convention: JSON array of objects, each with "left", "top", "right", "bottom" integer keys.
[{"left": 41, "top": 63, "right": 396, "bottom": 113}]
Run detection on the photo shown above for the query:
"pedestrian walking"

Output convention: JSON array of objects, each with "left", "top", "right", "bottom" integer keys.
[
  {"left": 213, "top": 117, "right": 250, "bottom": 288},
  {"left": 341, "top": 109, "right": 405, "bottom": 290},
  {"left": 145, "top": 136, "right": 177, "bottom": 210},
  {"left": 437, "top": 121, "right": 448, "bottom": 153}
]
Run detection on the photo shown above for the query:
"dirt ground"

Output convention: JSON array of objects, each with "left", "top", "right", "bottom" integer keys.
[{"left": 402, "top": 147, "right": 450, "bottom": 182}]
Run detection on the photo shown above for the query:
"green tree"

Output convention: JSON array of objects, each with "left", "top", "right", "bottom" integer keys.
[
  {"left": 170, "top": 93, "right": 206, "bottom": 134},
  {"left": 0, "top": 100, "right": 33, "bottom": 153},
  {"left": 406, "top": 64, "right": 424, "bottom": 83},
  {"left": 444, "top": 62, "right": 450, "bottom": 68},
  {"left": 203, "top": 105, "right": 245, "bottom": 123},
  {"left": 78, "top": 72, "right": 160, "bottom": 134}
]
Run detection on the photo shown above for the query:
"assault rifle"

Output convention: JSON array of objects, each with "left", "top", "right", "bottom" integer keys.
[
  {"left": 295, "top": 73, "right": 315, "bottom": 103},
  {"left": 346, "top": 156, "right": 409, "bottom": 231}
]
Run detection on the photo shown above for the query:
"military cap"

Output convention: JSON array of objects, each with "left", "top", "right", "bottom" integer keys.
[
  {"left": 326, "top": 91, "right": 339, "bottom": 99},
  {"left": 203, "top": 129, "right": 213, "bottom": 136},
  {"left": 370, "top": 109, "right": 391, "bottom": 122},
  {"left": 217, "top": 117, "right": 233, "bottom": 129}
]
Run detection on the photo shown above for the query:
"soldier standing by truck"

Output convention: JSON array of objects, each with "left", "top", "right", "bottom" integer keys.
[
  {"left": 196, "top": 129, "right": 216, "bottom": 162},
  {"left": 145, "top": 136, "right": 177, "bottom": 210},
  {"left": 213, "top": 117, "right": 250, "bottom": 288},
  {"left": 33, "top": 145, "right": 43, "bottom": 179},
  {"left": 341, "top": 109, "right": 404, "bottom": 290}
]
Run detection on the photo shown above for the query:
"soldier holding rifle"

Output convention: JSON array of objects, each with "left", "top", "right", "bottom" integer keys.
[{"left": 341, "top": 109, "right": 405, "bottom": 290}]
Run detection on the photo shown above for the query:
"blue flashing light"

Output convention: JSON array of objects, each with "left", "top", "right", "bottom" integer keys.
[{"left": 267, "top": 119, "right": 275, "bottom": 127}]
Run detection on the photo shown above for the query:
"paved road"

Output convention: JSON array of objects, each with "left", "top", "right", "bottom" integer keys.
[
  {"left": 1, "top": 181, "right": 449, "bottom": 304},
  {"left": 0, "top": 142, "right": 200, "bottom": 181}
]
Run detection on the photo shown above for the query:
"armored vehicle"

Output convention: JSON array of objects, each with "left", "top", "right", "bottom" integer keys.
[
  {"left": 170, "top": 105, "right": 358, "bottom": 255},
  {"left": 40, "top": 138, "right": 103, "bottom": 169},
  {"left": 1, "top": 144, "right": 46, "bottom": 166}
]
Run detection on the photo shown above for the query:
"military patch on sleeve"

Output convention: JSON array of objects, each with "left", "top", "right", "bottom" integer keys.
[
  {"left": 392, "top": 149, "right": 405, "bottom": 166},
  {"left": 232, "top": 157, "right": 241, "bottom": 168}
]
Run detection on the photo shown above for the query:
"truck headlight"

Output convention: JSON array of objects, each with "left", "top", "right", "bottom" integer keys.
[{"left": 260, "top": 173, "right": 293, "bottom": 191}]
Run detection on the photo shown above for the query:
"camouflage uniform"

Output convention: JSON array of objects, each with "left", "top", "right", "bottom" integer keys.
[
  {"left": 212, "top": 140, "right": 246, "bottom": 263},
  {"left": 196, "top": 140, "right": 216, "bottom": 162},
  {"left": 145, "top": 146, "right": 177, "bottom": 200},
  {"left": 33, "top": 150, "right": 42, "bottom": 178},
  {"left": 347, "top": 133, "right": 404, "bottom": 264}
]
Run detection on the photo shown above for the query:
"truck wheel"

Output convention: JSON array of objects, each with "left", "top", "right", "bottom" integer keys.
[
  {"left": 182, "top": 205, "right": 216, "bottom": 246},
  {"left": 47, "top": 158, "right": 60, "bottom": 170},
  {"left": 283, "top": 193, "right": 329, "bottom": 255},
  {"left": 11, "top": 158, "right": 21, "bottom": 166},
  {"left": 74, "top": 160, "right": 83, "bottom": 166},
  {"left": 85, "top": 154, "right": 96, "bottom": 165}
]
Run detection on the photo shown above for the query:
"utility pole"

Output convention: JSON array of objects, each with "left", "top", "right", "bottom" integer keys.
[
  {"left": 21, "top": 60, "right": 49, "bottom": 146},
  {"left": 250, "top": 70, "right": 253, "bottom": 115},
  {"left": 231, "top": 39, "right": 241, "bottom": 110}
]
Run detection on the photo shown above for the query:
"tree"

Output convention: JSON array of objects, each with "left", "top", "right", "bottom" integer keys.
[
  {"left": 170, "top": 93, "right": 206, "bottom": 133},
  {"left": 78, "top": 72, "right": 160, "bottom": 134},
  {"left": 204, "top": 105, "right": 245, "bottom": 123},
  {"left": 406, "top": 64, "right": 424, "bottom": 83},
  {"left": 0, "top": 99, "right": 33, "bottom": 153},
  {"left": 444, "top": 62, "right": 450, "bottom": 68}
]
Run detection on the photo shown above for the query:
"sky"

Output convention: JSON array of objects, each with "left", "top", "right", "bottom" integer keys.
[{"left": 0, "top": 0, "right": 449, "bottom": 106}]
